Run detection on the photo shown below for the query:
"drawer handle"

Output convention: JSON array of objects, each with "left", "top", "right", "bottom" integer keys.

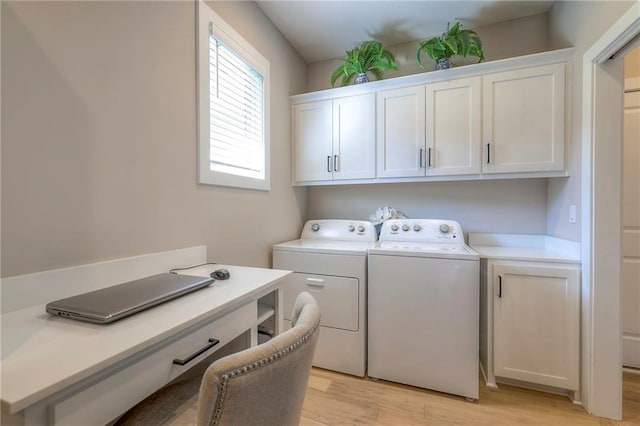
[
  {"left": 305, "top": 278, "right": 325, "bottom": 287},
  {"left": 173, "top": 338, "right": 220, "bottom": 366}
]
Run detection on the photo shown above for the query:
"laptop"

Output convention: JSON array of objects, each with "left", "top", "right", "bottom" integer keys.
[{"left": 46, "top": 273, "right": 215, "bottom": 324}]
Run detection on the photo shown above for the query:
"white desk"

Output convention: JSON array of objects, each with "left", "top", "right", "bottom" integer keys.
[{"left": 1, "top": 257, "right": 289, "bottom": 425}]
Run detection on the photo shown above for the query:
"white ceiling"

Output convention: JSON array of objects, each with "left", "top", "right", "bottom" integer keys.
[{"left": 256, "top": 1, "right": 556, "bottom": 63}]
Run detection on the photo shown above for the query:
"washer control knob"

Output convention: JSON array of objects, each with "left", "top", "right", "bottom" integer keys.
[
  {"left": 311, "top": 223, "right": 320, "bottom": 232},
  {"left": 348, "top": 224, "right": 355, "bottom": 232},
  {"left": 402, "top": 224, "right": 410, "bottom": 232},
  {"left": 413, "top": 224, "right": 422, "bottom": 232},
  {"left": 390, "top": 224, "right": 399, "bottom": 232},
  {"left": 357, "top": 225, "right": 365, "bottom": 232},
  {"left": 439, "top": 224, "right": 450, "bottom": 233}
]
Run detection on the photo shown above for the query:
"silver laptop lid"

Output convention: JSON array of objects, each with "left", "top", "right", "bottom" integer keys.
[{"left": 46, "top": 273, "right": 214, "bottom": 324}]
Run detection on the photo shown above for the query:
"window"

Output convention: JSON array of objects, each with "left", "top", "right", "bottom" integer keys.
[{"left": 197, "top": 1, "right": 270, "bottom": 190}]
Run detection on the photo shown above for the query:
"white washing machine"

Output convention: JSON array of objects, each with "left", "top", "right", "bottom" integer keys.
[
  {"left": 273, "top": 219, "right": 376, "bottom": 376},
  {"left": 368, "top": 219, "right": 480, "bottom": 400}
]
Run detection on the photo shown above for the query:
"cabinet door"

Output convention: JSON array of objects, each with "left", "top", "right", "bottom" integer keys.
[
  {"left": 426, "top": 77, "right": 481, "bottom": 176},
  {"left": 377, "top": 86, "right": 426, "bottom": 178},
  {"left": 493, "top": 263, "right": 579, "bottom": 390},
  {"left": 483, "top": 63, "right": 565, "bottom": 173},
  {"left": 293, "top": 100, "right": 333, "bottom": 182},
  {"left": 333, "top": 94, "right": 376, "bottom": 180}
]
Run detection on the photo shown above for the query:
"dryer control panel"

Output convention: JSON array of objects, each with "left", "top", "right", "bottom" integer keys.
[
  {"left": 301, "top": 219, "right": 377, "bottom": 242},
  {"left": 379, "top": 219, "right": 464, "bottom": 243}
]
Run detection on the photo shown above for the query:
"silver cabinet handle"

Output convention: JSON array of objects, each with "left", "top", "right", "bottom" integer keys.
[
  {"left": 333, "top": 155, "right": 339, "bottom": 172},
  {"left": 428, "top": 148, "right": 432, "bottom": 167},
  {"left": 486, "top": 143, "right": 491, "bottom": 164},
  {"left": 327, "top": 155, "right": 332, "bottom": 172},
  {"left": 419, "top": 148, "right": 424, "bottom": 168}
]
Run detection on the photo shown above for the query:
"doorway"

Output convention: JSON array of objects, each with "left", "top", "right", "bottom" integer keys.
[
  {"left": 622, "top": 44, "right": 640, "bottom": 422},
  {"left": 582, "top": 2, "right": 640, "bottom": 420},
  {"left": 622, "top": 45, "right": 640, "bottom": 373}
]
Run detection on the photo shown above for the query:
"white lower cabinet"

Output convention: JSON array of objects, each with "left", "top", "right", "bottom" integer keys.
[{"left": 486, "top": 260, "right": 580, "bottom": 391}]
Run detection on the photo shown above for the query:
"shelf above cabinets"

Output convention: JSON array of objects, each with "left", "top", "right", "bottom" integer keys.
[{"left": 290, "top": 48, "right": 574, "bottom": 186}]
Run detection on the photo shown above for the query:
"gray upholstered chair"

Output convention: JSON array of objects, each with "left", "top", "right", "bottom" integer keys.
[{"left": 115, "top": 291, "right": 320, "bottom": 426}]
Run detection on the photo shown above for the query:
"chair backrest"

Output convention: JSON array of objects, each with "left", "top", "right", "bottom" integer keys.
[{"left": 195, "top": 292, "right": 320, "bottom": 426}]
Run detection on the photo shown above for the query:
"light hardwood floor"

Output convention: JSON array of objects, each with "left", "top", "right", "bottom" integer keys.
[{"left": 300, "top": 369, "right": 640, "bottom": 426}]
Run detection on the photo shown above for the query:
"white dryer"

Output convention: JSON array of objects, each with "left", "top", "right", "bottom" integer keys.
[
  {"left": 368, "top": 219, "right": 480, "bottom": 400},
  {"left": 272, "top": 219, "right": 376, "bottom": 376}
]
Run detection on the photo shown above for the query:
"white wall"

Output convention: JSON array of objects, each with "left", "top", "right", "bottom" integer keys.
[
  {"left": 547, "top": 0, "right": 636, "bottom": 241},
  {"left": 305, "top": 12, "right": 552, "bottom": 237},
  {"left": 0, "top": 1, "right": 307, "bottom": 277}
]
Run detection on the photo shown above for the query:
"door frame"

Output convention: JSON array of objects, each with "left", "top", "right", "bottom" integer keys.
[{"left": 581, "top": 2, "right": 640, "bottom": 419}]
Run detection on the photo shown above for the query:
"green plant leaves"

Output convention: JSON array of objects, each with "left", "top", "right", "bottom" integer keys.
[
  {"left": 416, "top": 21, "right": 485, "bottom": 68},
  {"left": 330, "top": 40, "right": 398, "bottom": 87}
]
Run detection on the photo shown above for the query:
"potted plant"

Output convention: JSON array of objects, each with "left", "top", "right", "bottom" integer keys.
[
  {"left": 416, "top": 22, "right": 484, "bottom": 70},
  {"left": 330, "top": 40, "right": 398, "bottom": 87}
]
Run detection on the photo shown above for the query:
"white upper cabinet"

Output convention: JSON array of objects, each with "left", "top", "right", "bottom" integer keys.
[
  {"left": 293, "top": 94, "right": 375, "bottom": 183},
  {"left": 426, "top": 77, "right": 482, "bottom": 176},
  {"left": 376, "top": 86, "right": 426, "bottom": 178},
  {"left": 293, "top": 100, "right": 333, "bottom": 182},
  {"left": 482, "top": 63, "right": 565, "bottom": 174},
  {"left": 377, "top": 78, "right": 481, "bottom": 178},
  {"left": 333, "top": 94, "right": 376, "bottom": 180},
  {"left": 290, "top": 49, "right": 573, "bottom": 186}
]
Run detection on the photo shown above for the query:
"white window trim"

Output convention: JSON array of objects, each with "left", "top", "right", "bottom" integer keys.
[{"left": 197, "top": 1, "right": 270, "bottom": 191}]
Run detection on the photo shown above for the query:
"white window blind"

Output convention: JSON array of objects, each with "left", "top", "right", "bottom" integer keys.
[
  {"left": 197, "top": 1, "right": 270, "bottom": 190},
  {"left": 209, "top": 33, "right": 264, "bottom": 180}
]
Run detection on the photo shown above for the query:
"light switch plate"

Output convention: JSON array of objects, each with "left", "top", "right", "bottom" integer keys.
[{"left": 569, "top": 205, "right": 577, "bottom": 223}]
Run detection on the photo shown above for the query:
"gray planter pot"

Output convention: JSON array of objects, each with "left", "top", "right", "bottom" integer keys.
[
  {"left": 436, "top": 58, "right": 453, "bottom": 70},
  {"left": 354, "top": 73, "right": 369, "bottom": 84}
]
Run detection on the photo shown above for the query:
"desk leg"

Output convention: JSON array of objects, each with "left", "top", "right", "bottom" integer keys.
[
  {"left": 275, "top": 285, "right": 284, "bottom": 336},
  {"left": 250, "top": 325, "right": 258, "bottom": 347}
]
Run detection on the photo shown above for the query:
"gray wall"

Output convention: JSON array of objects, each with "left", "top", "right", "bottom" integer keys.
[
  {"left": 1, "top": 1, "right": 307, "bottom": 277},
  {"left": 307, "top": 179, "right": 549, "bottom": 237},
  {"left": 305, "top": 12, "right": 553, "bottom": 238},
  {"left": 306, "top": 12, "right": 550, "bottom": 93},
  {"left": 547, "top": 0, "right": 636, "bottom": 241}
]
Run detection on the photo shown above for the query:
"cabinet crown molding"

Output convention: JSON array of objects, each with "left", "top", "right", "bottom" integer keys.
[{"left": 292, "top": 48, "right": 574, "bottom": 104}]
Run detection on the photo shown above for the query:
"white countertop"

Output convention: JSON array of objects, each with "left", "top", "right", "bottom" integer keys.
[
  {"left": 0, "top": 264, "right": 291, "bottom": 413},
  {"left": 468, "top": 233, "right": 581, "bottom": 264}
]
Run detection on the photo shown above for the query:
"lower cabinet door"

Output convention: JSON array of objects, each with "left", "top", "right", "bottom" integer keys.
[{"left": 493, "top": 262, "right": 580, "bottom": 390}]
